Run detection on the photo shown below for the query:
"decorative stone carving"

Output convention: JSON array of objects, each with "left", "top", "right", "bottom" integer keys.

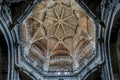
[{"left": 20, "top": 0, "right": 96, "bottom": 72}]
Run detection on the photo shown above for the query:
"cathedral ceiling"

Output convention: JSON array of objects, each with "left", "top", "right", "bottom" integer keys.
[{"left": 20, "top": 0, "right": 96, "bottom": 73}]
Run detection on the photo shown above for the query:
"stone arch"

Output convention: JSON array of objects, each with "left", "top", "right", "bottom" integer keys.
[{"left": 110, "top": 8, "right": 120, "bottom": 80}]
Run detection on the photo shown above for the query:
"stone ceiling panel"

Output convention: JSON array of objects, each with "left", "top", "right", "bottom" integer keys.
[{"left": 20, "top": 0, "right": 96, "bottom": 74}]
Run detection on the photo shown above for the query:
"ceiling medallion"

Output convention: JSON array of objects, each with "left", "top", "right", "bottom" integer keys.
[{"left": 20, "top": 0, "right": 96, "bottom": 74}]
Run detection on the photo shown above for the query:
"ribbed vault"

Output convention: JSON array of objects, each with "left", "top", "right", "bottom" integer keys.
[{"left": 20, "top": 0, "right": 96, "bottom": 73}]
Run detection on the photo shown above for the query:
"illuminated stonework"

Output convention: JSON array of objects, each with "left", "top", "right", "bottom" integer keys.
[{"left": 20, "top": 0, "right": 96, "bottom": 73}]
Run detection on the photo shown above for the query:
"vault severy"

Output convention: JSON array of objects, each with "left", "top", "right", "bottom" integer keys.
[{"left": 20, "top": 0, "right": 96, "bottom": 74}]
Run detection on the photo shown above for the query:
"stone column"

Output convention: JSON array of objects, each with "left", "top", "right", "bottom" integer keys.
[
  {"left": 43, "top": 56, "right": 50, "bottom": 71},
  {"left": 72, "top": 55, "right": 79, "bottom": 70}
]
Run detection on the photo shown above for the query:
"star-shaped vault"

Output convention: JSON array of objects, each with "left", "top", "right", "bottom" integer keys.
[{"left": 20, "top": 0, "right": 96, "bottom": 73}]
